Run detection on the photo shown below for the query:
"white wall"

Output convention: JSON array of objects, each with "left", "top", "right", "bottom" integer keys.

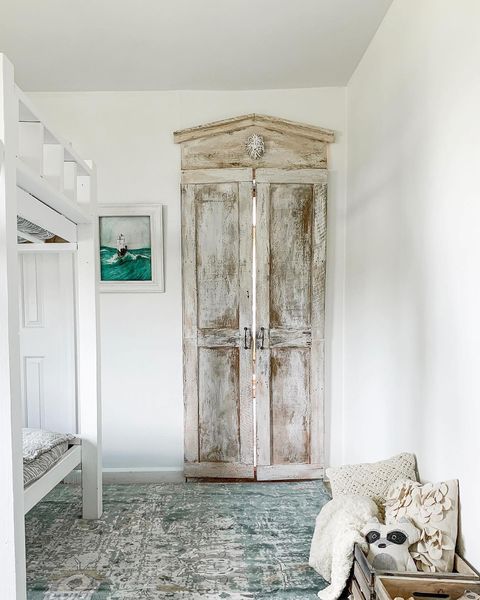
[
  {"left": 346, "top": 0, "right": 480, "bottom": 564},
  {"left": 29, "top": 88, "right": 347, "bottom": 475}
]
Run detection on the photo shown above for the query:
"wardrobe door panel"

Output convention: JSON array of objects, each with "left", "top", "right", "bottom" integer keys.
[
  {"left": 270, "top": 347, "right": 310, "bottom": 464},
  {"left": 182, "top": 169, "right": 254, "bottom": 479},
  {"left": 256, "top": 170, "right": 327, "bottom": 481},
  {"left": 198, "top": 347, "right": 240, "bottom": 462},
  {"left": 270, "top": 184, "right": 312, "bottom": 329},
  {"left": 196, "top": 184, "right": 239, "bottom": 329}
]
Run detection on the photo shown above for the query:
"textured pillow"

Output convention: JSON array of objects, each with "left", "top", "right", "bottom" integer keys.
[
  {"left": 385, "top": 479, "right": 458, "bottom": 573},
  {"left": 326, "top": 453, "right": 418, "bottom": 509}
]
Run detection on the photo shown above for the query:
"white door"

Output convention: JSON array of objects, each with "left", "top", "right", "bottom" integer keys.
[{"left": 19, "top": 251, "right": 77, "bottom": 433}]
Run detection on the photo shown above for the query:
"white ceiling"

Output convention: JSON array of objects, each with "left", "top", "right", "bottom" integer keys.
[{"left": 0, "top": 0, "right": 393, "bottom": 91}]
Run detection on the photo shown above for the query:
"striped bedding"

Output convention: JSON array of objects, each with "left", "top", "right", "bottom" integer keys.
[{"left": 23, "top": 428, "right": 75, "bottom": 487}]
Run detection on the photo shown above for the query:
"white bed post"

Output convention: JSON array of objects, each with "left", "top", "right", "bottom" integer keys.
[
  {"left": 0, "top": 54, "right": 27, "bottom": 600},
  {"left": 76, "top": 163, "right": 103, "bottom": 519}
]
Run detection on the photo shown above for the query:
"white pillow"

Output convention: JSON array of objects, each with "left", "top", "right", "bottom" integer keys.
[
  {"left": 326, "top": 453, "right": 418, "bottom": 509},
  {"left": 385, "top": 479, "right": 459, "bottom": 572}
]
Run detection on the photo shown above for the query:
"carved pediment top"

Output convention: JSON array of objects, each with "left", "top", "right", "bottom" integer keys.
[{"left": 173, "top": 113, "right": 335, "bottom": 145}]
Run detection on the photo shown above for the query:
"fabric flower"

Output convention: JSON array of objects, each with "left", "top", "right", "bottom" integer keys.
[
  {"left": 385, "top": 479, "right": 457, "bottom": 573},
  {"left": 386, "top": 480, "right": 420, "bottom": 520}
]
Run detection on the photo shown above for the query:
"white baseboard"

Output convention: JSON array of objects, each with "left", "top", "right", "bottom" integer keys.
[{"left": 64, "top": 467, "right": 185, "bottom": 485}]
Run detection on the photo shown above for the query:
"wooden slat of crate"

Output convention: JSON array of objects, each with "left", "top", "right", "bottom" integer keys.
[
  {"left": 454, "top": 555, "right": 480, "bottom": 579},
  {"left": 354, "top": 543, "right": 480, "bottom": 582},
  {"left": 355, "top": 543, "right": 375, "bottom": 586},
  {"left": 375, "top": 575, "right": 480, "bottom": 600},
  {"left": 352, "top": 578, "right": 365, "bottom": 600},
  {"left": 355, "top": 562, "right": 375, "bottom": 600}
]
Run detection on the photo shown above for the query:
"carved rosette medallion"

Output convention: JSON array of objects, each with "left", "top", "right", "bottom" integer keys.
[{"left": 245, "top": 133, "right": 265, "bottom": 160}]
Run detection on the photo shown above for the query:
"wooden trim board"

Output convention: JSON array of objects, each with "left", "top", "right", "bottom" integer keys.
[
  {"left": 17, "top": 187, "right": 77, "bottom": 242},
  {"left": 181, "top": 184, "right": 199, "bottom": 463},
  {"left": 174, "top": 114, "right": 335, "bottom": 144},
  {"left": 184, "top": 462, "right": 255, "bottom": 479},
  {"left": 0, "top": 53, "right": 27, "bottom": 600},
  {"left": 76, "top": 164, "right": 103, "bottom": 520},
  {"left": 16, "top": 159, "right": 89, "bottom": 224},
  {"left": 17, "top": 243, "right": 77, "bottom": 253},
  {"left": 256, "top": 464, "right": 324, "bottom": 481},
  {"left": 255, "top": 168, "right": 328, "bottom": 184},
  {"left": 181, "top": 168, "right": 253, "bottom": 184}
]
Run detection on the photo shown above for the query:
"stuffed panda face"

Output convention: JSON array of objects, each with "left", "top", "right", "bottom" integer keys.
[{"left": 365, "top": 527, "right": 409, "bottom": 549}]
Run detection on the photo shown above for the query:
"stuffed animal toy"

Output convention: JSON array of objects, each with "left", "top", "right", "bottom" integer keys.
[
  {"left": 362, "top": 517, "right": 420, "bottom": 571},
  {"left": 458, "top": 593, "right": 480, "bottom": 600}
]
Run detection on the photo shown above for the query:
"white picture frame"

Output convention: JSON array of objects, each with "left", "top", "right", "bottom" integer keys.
[{"left": 97, "top": 204, "right": 164, "bottom": 293}]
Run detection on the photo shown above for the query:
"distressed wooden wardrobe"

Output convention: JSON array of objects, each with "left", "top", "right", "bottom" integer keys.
[{"left": 174, "top": 114, "right": 334, "bottom": 480}]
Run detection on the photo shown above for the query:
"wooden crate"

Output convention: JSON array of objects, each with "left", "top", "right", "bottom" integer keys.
[
  {"left": 375, "top": 575, "right": 480, "bottom": 600},
  {"left": 351, "top": 543, "right": 479, "bottom": 600}
]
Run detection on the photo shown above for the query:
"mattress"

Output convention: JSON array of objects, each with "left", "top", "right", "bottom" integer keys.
[
  {"left": 23, "top": 428, "right": 76, "bottom": 488},
  {"left": 24, "top": 442, "right": 70, "bottom": 487}
]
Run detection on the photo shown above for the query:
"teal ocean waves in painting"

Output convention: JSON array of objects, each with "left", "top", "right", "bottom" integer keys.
[{"left": 100, "top": 246, "right": 152, "bottom": 281}]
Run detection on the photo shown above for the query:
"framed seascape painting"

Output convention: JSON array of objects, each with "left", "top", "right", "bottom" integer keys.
[{"left": 98, "top": 205, "right": 164, "bottom": 293}]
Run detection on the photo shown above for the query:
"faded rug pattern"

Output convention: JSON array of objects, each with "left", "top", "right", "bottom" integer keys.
[{"left": 26, "top": 482, "right": 330, "bottom": 599}]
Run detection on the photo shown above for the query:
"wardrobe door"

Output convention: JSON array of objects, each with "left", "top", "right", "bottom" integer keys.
[
  {"left": 255, "top": 169, "right": 327, "bottom": 480},
  {"left": 182, "top": 168, "right": 254, "bottom": 478}
]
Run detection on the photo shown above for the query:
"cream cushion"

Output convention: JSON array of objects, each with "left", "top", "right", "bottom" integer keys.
[
  {"left": 326, "top": 453, "right": 418, "bottom": 509},
  {"left": 385, "top": 479, "right": 458, "bottom": 573}
]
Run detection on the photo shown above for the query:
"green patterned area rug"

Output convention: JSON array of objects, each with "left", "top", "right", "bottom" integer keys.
[{"left": 26, "top": 481, "right": 330, "bottom": 599}]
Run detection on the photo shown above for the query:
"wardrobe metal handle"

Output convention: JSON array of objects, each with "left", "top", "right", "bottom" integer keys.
[
  {"left": 260, "top": 327, "right": 265, "bottom": 350},
  {"left": 244, "top": 327, "right": 250, "bottom": 350}
]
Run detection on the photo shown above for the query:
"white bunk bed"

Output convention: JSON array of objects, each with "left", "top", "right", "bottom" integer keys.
[{"left": 0, "top": 54, "right": 102, "bottom": 600}]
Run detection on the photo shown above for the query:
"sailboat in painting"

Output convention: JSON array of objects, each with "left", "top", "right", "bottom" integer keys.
[{"left": 116, "top": 233, "right": 128, "bottom": 257}]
